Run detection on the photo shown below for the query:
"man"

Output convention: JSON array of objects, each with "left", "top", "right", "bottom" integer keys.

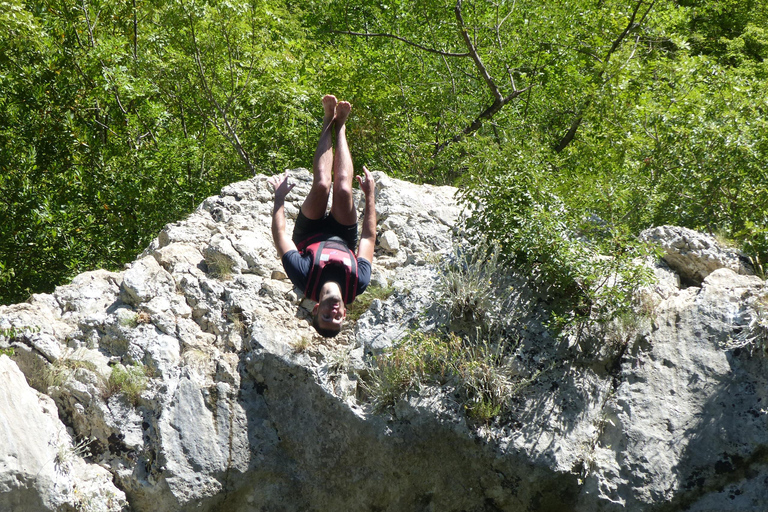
[{"left": 269, "top": 95, "right": 376, "bottom": 337}]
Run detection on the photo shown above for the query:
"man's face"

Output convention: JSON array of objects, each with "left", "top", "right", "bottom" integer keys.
[{"left": 313, "top": 282, "right": 347, "bottom": 331}]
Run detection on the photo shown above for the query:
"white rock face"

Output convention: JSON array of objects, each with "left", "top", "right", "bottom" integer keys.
[
  {"left": 0, "top": 355, "right": 126, "bottom": 511},
  {"left": 639, "top": 225, "right": 754, "bottom": 284},
  {"left": 0, "top": 170, "right": 766, "bottom": 512}
]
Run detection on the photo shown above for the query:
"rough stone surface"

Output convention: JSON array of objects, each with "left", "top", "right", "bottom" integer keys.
[
  {"left": 0, "top": 356, "right": 126, "bottom": 512},
  {"left": 639, "top": 225, "right": 754, "bottom": 285},
  {"left": 1, "top": 169, "right": 767, "bottom": 512}
]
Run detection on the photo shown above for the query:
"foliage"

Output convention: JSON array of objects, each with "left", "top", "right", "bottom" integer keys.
[
  {"left": 346, "top": 283, "right": 394, "bottom": 323},
  {"left": 0, "top": 325, "right": 41, "bottom": 339},
  {"left": 0, "top": 0, "right": 320, "bottom": 304},
  {"left": 436, "top": 241, "right": 515, "bottom": 332},
  {"left": 205, "top": 252, "right": 236, "bottom": 279},
  {"left": 106, "top": 363, "right": 148, "bottom": 405},
  {"left": 366, "top": 240, "right": 537, "bottom": 422},
  {"left": 2, "top": 0, "right": 767, "bottom": 305},
  {"left": 459, "top": 158, "right": 657, "bottom": 337}
]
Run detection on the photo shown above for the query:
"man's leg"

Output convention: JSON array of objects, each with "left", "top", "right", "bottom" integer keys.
[
  {"left": 329, "top": 101, "right": 357, "bottom": 226},
  {"left": 301, "top": 95, "right": 337, "bottom": 220}
]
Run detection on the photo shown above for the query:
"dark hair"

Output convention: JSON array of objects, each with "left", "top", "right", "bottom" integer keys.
[{"left": 312, "top": 314, "right": 341, "bottom": 338}]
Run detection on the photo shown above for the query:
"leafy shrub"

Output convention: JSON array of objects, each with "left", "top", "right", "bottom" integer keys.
[{"left": 460, "top": 163, "right": 656, "bottom": 341}]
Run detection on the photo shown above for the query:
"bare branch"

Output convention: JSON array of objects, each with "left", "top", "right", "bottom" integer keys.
[
  {"left": 555, "top": 0, "right": 657, "bottom": 153},
  {"left": 455, "top": 0, "right": 502, "bottom": 101},
  {"left": 332, "top": 30, "right": 470, "bottom": 57},
  {"left": 187, "top": 8, "right": 256, "bottom": 175},
  {"left": 434, "top": 84, "right": 531, "bottom": 155},
  {"left": 495, "top": 3, "right": 516, "bottom": 89},
  {"left": 602, "top": 0, "right": 655, "bottom": 69},
  {"left": 603, "top": 33, "right": 641, "bottom": 85},
  {"left": 554, "top": 114, "right": 585, "bottom": 153}
]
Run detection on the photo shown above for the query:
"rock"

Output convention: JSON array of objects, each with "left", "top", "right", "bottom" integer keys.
[
  {"left": 639, "top": 225, "right": 754, "bottom": 285},
  {"left": 379, "top": 230, "right": 400, "bottom": 252},
  {"left": 0, "top": 355, "right": 126, "bottom": 511},
  {"left": 203, "top": 233, "right": 248, "bottom": 277},
  {"left": 1, "top": 170, "right": 767, "bottom": 512},
  {"left": 121, "top": 256, "right": 176, "bottom": 306}
]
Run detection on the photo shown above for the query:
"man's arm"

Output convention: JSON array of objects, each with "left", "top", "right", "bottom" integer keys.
[
  {"left": 268, "top": 172, "right": 298, "bottom": 258},
  {"left": 356, "top": 166, "right": 376, "bottom": 263}
]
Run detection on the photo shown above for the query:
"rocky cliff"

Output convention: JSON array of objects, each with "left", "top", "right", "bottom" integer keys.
[{"left": 1, "top": 170, "right": 767, "bottom": 512}]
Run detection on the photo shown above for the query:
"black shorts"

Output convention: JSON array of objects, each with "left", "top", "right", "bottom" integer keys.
[{"left": 292, "top": 210, "right": 358, "bottom": 251}]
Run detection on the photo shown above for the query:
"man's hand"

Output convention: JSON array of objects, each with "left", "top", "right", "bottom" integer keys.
[
  {"left": 357, "top": 166, "right": 375, "bottom": 198},
  {"left": 268, "top": 172, "right": 295, "bottom": 201}
]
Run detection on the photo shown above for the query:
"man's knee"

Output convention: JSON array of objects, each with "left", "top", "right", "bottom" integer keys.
[
  {"left": 311, "top": 175, "right": 332, "bottom": 197},
  {"left": 333, "top": 181, "right": 354, "bottom": 202}
]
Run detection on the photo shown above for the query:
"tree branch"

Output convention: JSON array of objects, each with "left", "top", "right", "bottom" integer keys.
[
  {"left": 434, "top": 85, "right": 531, "bottom": 155},
  {"left": 554, "top": 0, "right": 656, "bottom": 153},
  {"left": 455, "top": 0, "right": 502, "bottom": 101},
  {"left": 332, "top": 30, "right": 470, "bottom": 57},
  {"left": 187, "top": 9, "right": 255, "bottom": 175}
]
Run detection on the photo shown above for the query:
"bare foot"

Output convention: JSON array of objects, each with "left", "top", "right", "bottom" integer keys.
[
  {"left": 322, "top": 95, "right": 337, "bottom": 123},
  {"left": 335, "top": 101, "right": 351, "bottom": 126}
]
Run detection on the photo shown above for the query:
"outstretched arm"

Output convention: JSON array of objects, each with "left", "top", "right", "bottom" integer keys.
[
  {"left": 356, "top": 166, "right": 376, "bottom": 262},
  {"left": 268, "top": 172, "right": 298, "bottom": 258}
]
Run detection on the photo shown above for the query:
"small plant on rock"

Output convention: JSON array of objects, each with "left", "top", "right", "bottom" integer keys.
[
  {"left": 106, "top": 363, "right": 148, "bottom": 405},
  {"left": 436, "top": 241, "right": 519, "bottom": 335},
  {"left": 365, "top": 331, "right": 458, "bottom": 412},
  {"left": 45, "top": 357, "right": 100, "bottom": 390},
  {"left": 346, "top": 283, "right": 395, "bottom": 323},
  {"left": 206, "top": 253, "right": 236, "bottom": 279}
]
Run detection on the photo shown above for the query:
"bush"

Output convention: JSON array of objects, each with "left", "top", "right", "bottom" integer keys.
[{"left": 460, "top": 164, "right": 656, "bottom": 341}]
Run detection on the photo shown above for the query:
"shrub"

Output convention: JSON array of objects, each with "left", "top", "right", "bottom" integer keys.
[
  {"left": 460, "top": 168, "right": 656, "bottom": 343},
  {"left": 365, "top": 330, "right": 539, "bottom": 423},
  {"left": 365, "top": 331, "right": 458, "bottom": 412}
]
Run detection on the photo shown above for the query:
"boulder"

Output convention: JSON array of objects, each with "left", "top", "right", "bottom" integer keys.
[
  {"left": 639, "top": 225, "right": 754, "bottom": 285},
  {"left": 1, "top": 170, "right": 767, "bottom": 511}
]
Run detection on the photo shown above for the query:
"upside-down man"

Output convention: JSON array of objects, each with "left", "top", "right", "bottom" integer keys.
[{"left": 269, "top": 95, "right": 376, "bottom": 337}]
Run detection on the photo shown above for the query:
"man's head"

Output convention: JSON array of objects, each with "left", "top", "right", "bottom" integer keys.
[{"left": 311, "top": 280, "right": 347, "bottom": 337}]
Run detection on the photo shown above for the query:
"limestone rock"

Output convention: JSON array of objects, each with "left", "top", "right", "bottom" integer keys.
[
  {"left": 379, "top": 230, "right": 400, "bottom": 252},
  {"left": 639, "top": 225, "right": 754, "bottom": 285},
  {"left": 1, "top": 170, "right": 767, "bottom": 512},
  {"left": 121, "top": 256, "right": 176, "bottom": 306},
  {"left": 0, "top": 355, "right": 126, "bottom": 511}
]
